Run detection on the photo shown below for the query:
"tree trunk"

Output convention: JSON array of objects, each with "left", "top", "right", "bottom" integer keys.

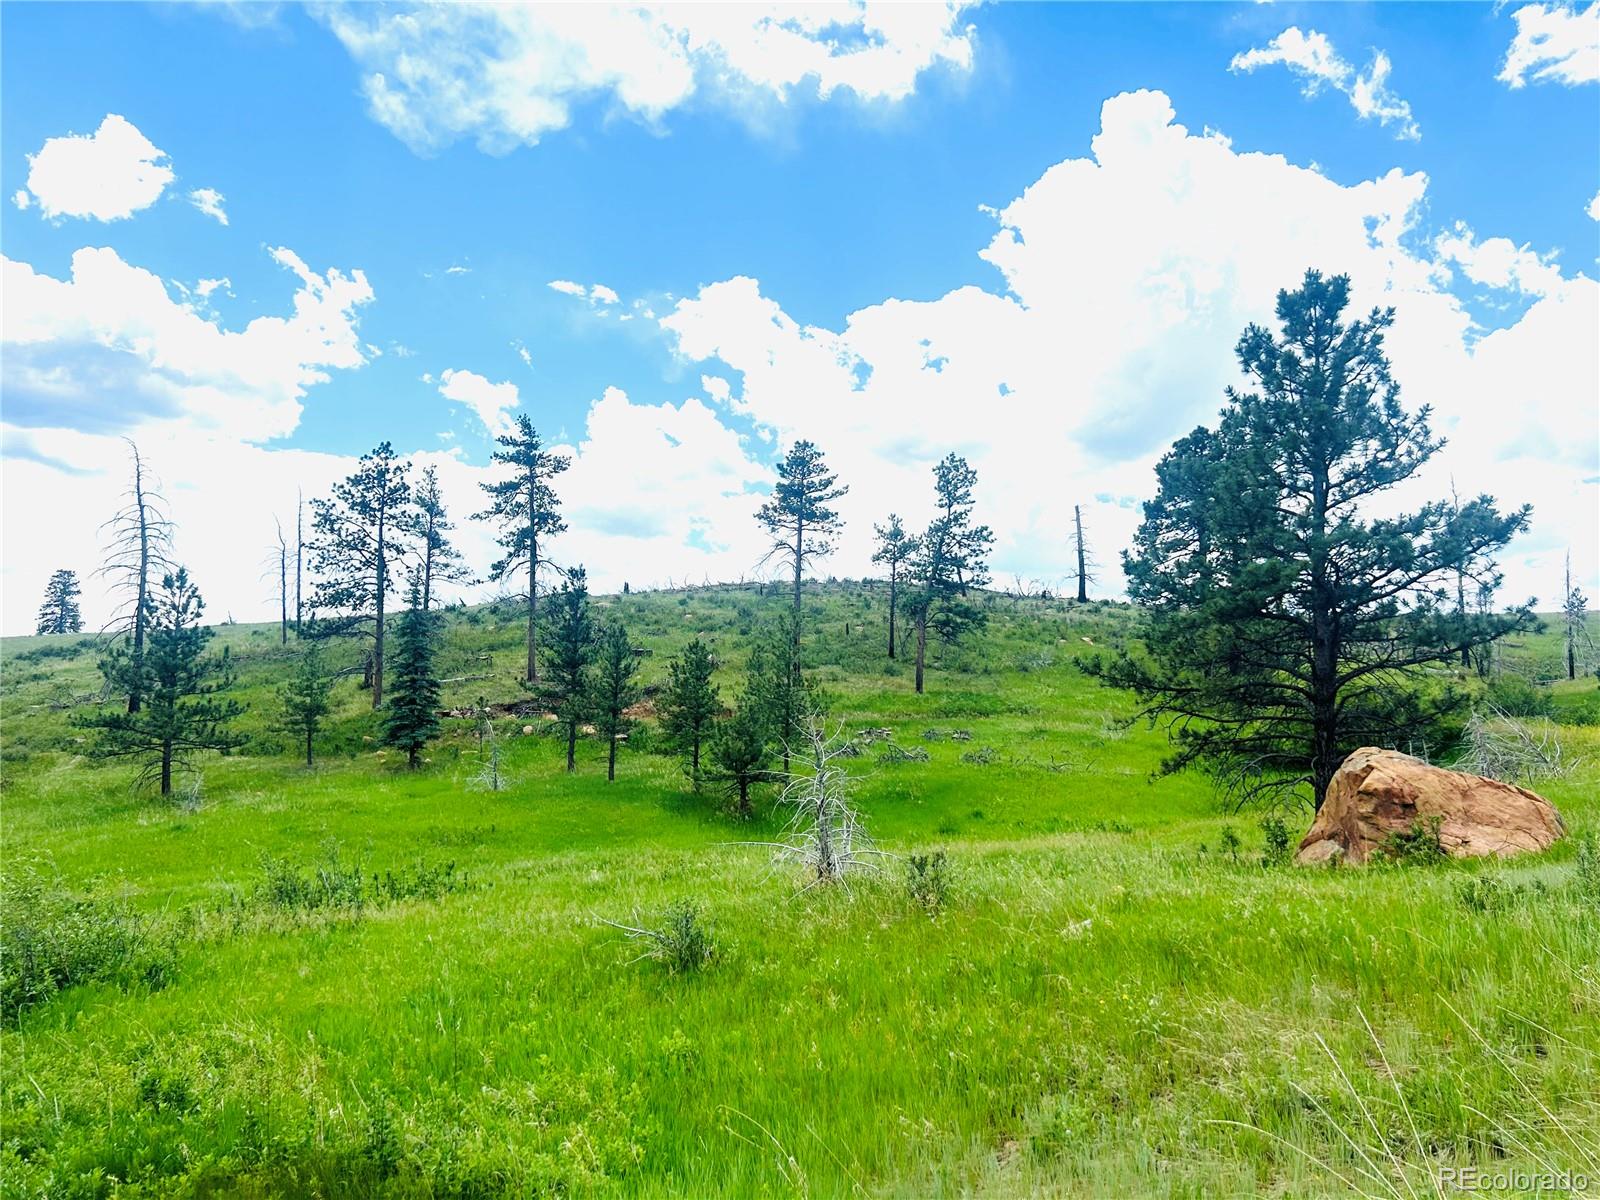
[
  {"left": 566, "top": 721, "right": 577, "bottom": 773},
  {"left": 1074, "top": 505, "right": 1088, "bottom": 603},
  {"left": 887, "top": 569, "right": 897, "bottom": 659},
  {"left": 372, "top": 514, "right": 386, "bottom": 709},
  {"left": 737, "top": 778, "right": 751, "bottom": 819},
  {"left": 160, "top": 742, "right": 172, "bottom": 797},
  {"left": 526, "top": 533, "right": 539, "bottom": 684},
  {"left": 607, "top": 734, "right": 617, "bottom": 781},
  {"left": 129, "top": 460, "right": 150, "bottom": 714},
  {"left": 914, "top": 610, "right": 927, "bottom": 694},
  {"left": 280, "top": 542, "right": 288, "bottom": 645},
  {"left": 1569, "top": 633, "right": 1578, "bottom": 681},
  {"left": 691, "top": 737, "right": 701, "bottom": 790},
  {"left": 409, "top": 746, "right": 419, "bottom": 769},
  {"left": 295, "top": 490, "right": 303, "bottom": 633},
  {"left": 305, "top": 730, "right": 314, "bottom": 767}
]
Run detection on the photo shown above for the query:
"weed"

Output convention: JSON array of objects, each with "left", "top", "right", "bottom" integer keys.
[
  {"left": 1375, "top": 816, "right": 1446, "bottom": 865},
  {"left": 1259, "top": 813, "right": 1293, "bottom": 866},
  {"left": 906, "top": 850, "right": 951, "bottom": 915}
]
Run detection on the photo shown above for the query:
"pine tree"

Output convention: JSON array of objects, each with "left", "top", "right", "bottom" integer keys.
[
  {"left": 709, "top": 692, "right": 772, "bottom": 819},
  {"left": 97, "top": 440, "right": 176, "bottom": 712},
  {"left": 407, "top": 465, "right": 471, "bottom": 611},
  {"left": 1564, "top": 551, "right": 1591, "bottom": 681},
  {"left": 871, "top": 516, "right": 917, "bottom": 660},
  {"left": 660, "top": 637, "right": 719, "bottom": 788},
  {"left": 35, "top": 569, "right": 84, "bottom": 635},
  {"left": 307, "top": 442, "right": 413, "bottom": 709},
  {"left": 1098, "top": 269, "right": 1533, "bottom": 811},
  {"left": 541, "top": 567, "right": 596, "bottom": 772},
  {"left": 476, "top": 415, "right": 571, "bottom": 683},
  {"left": 756, "top": 440, "right": 848, "bottom": 619},
  {"left": 747, "top": 611, "right": 805, "bottom": 771},
  {"left": 383, "top": 582, "right": 442, "bottom": 769},
  {"left": 902, "top": 456, "right": 993, "bottom": 694},
  {"left": 77, "top": 569, "right": 245, "bottom": 796},
  {"left": 277, "top": 642, "right": 333, "bottom": 766},
  {"left": 594, "top": 622, "right": 641, "bottom": 782}
]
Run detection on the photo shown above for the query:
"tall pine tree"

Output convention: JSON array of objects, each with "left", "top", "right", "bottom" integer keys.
[
  {"left": 307, "top": 442, "right": 413, "bottom": 708},
  {"left": 901, "top": 455, "right": 993, "bottom": 694},
  {"left": 1099, "top": 270, "right": 1533, "bottom": 810},
  {"left": 756, "top": 440, "right": 848, "bottom": 619},
  {"left": 541, "top": 567, "right": 597, "bottom": 773},
  {"left": 407, "top": 465, "right": 471, "bottom": 611},
  {"left": 871, "top": 516, "right": 917, "bottom": 660},
  {"left": 35, "top": 569, "right": 84, "bottom": 635},
  {"left": 383, "top": 581, "right": 442, "bottom": 769},
  {"left": 77, "top": 569, "right": 244, "bottom": 796},
  {"left": 476, "top": 415, "right": 570, "bottom": 683},
  {"left": 660, "top": 637, "right": 720, "bottom": 788}
]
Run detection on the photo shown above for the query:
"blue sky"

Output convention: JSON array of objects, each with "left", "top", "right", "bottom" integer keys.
[{"left": 2, "top": 2, "right": 1597, "bottom": 632}]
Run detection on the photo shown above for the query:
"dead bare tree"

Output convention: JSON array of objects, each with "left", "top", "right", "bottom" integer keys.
[
  {"left": 1071, "top": 504, "right": 1096, "bottom": 603},
  {"left": 97, "top": 439, "right": 176, "bottom": 713},
  {"left": 1453, "top": 704, "right": 1577, "bottom": 784},
  {"left": 771, "top": 712, "right": 885, "bottom": 889},
  {"left": 295, "top": 488, "right": 304, "bottom": 634},
  {"left": 273, "top": 518, "right": 289, "bottom": 645}
]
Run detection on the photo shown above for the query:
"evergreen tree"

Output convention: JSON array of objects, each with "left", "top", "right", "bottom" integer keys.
[
  {"left": 593, "top": 622, "right": 641, "bottom": 782},
  {"left": 407, "top": 465, "right": 471, "bottom": 611},
  {"left": 541, "top": 567, "right": 597, "bottom": 773},
  {"left": 660, "top": 637, "right": 720, "bottom": 788},
  {"left": 1564, "top": 551, "right": 1591, "bottom": 682},
  {"left": 307, "top": 442, "right": 413, "bottom": 708},
  {"left": 930, "top": 453, "right": 993, "bottom": 595},
  {"left": 77, "top": 569, "right": 244, "bottom": 796},
  {"left": 747, "top": 611, "right": 805, "bottom": 771},
  {"left": 870, "top": 515, "right": 917, "bottom": 660},
  {"left": 383, "top": 582, "right": 442, "bottom": 769},
  {"left": 708, "top": 692, "right": 772, "bottom": 819},
  {"left": 35, "top": 569, "right": 84, "bottom": 635},
  {"left": 901, "top": 456, "right": 993, "bottom": 694},
  {"left": 755, "top": 440, "right": 846, "bottom": 749},
  {"left": 1097, "top": 270, "right": 1533, "bottom": 810},
  {"left": 277, "top": 642, "right": 333, "bottom": 766},
  {"left": 476, "top": 415, "right": 571, "bottom": 683},
  {"left": 756, "top": 440, "right": 848, "bottom": 619},
  {"left": 97, "top": 440, "right": 176, "bottom": 712}
]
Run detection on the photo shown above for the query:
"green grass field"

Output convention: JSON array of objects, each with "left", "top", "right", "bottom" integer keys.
[{"left": 3, "top": 585, "right": 1598, "bottom": 1198}]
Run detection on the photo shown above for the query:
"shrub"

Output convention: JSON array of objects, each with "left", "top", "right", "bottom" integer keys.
[
  {"left": 1575, "top": 833, "right": 1600, "bottom": 907},
  {"left": 250, "top": 840, "right": 468, "bottom": 917},
  {"left": 1, "top": 864, "right": 178, "bottom": 1022},
  {"left": 906, "top": 851, "right": 951, "bottom": 915},
  {"left": 1485, "top": 674, "right": 1553, "bottom": 718},
  {"left": 1455, "top": 874, "right": 1529, "bottom": 915},
  {"left": 642, "top": 901, "right": 716, "bottom": 975},
  {"left": 1375, "top": 816, "right": 1446, "bottom": 865},
  {"left": 1259, "top": 814, "right": 1293, "bottom": 866},
  {"left": 1218, "top": 825, "right": 1242, "bottom": 863}
]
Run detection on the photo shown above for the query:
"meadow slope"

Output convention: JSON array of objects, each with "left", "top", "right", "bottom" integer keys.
[{"left": 3, "top": 585, "right": 1598, "bottom": 1198}]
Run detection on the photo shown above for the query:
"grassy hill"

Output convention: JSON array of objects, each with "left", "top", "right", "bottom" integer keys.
[{"left": 3, "top": 585, "right": 1598, "bottom": 1197}]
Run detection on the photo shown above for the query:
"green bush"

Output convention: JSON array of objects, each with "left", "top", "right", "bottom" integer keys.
[
  {"left": 906, "top": 851, "right": 951, "bottom": 915},
  {"left": 1485, "top": 674, "right": 1553, "bottom": 718},
  {"left": 1375, "top": 816, "right": 1446, "bottom": 865},
  {"left": 1259, "top": 814, "right": 1293, "bottom": 866},
  {"left": 1, "top": 863, "right": 178, "bottom": 1022}
]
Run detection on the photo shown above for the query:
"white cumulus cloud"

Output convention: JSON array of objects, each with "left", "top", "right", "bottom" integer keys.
[
  {"left": 1499, "top": 2, "right": 1600, "bottom": 88},
  {"left": 3, "top": 245, "right": 373, "bottom": 442},
  {"left": 659, "top": 89, "right": 1595, "bottom": 606},
  {"left": 1231, "top": 27, "right": 1421, "bottom": 140},
  {"left": 16, "top": 114, "right": 175, "bottom": 221},
  {"left": 188, "top": 187, "right": 228, "bottom": 224},
  {"left": 319, "top": 2, "right": 978, "bottom": 154},
  {"left": 438, "top": 368, "right": 521, "bottom": 436}
]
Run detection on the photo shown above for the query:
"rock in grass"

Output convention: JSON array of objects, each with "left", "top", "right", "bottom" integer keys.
[{"left": 1296, "top": 747, "right": 1565, "bottom": 865}]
